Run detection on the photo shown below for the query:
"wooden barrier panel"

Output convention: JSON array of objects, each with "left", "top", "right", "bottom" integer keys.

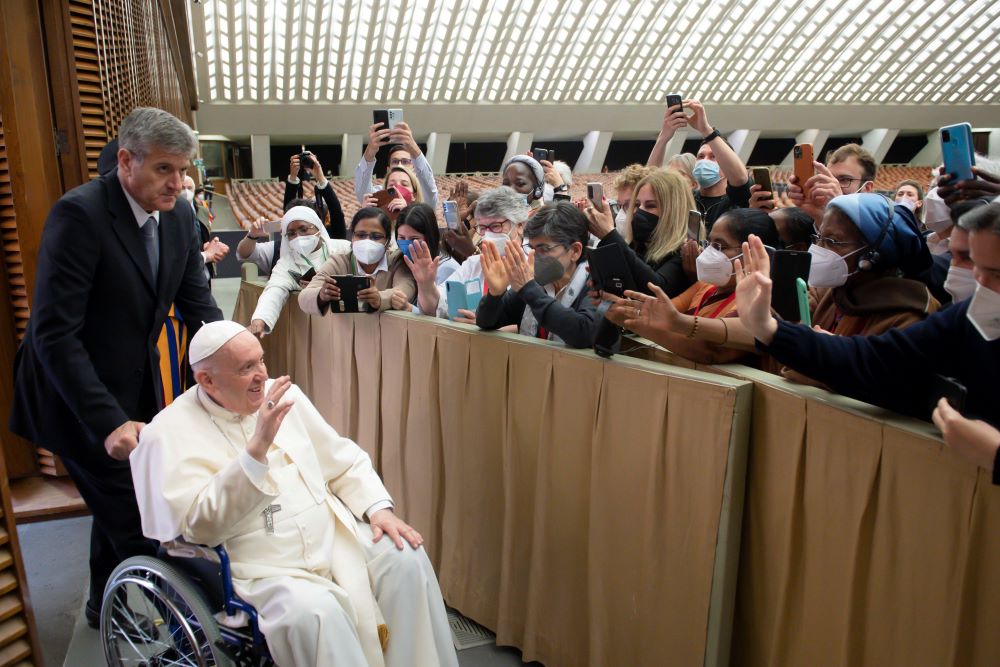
[{"left": 233, "top": 280, "right": 753, "bottom": 667}]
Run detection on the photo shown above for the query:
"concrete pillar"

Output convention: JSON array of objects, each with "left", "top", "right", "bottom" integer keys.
[
  {"left": 502, "top": 132, "right": 534, "bottom": 168},
  {"left": 909, "top": 131, "right": 942, "bottom": 166},
  {"left": 250, "top": 134, "right": 271, "bottom": 180},
  {"left": 862, "top": 128, "right": 899, "bottom": 164},
  {"left": 989, "top": 129, "right": 1000, "bottom": 158},
  {"left": 781, "top": 129, "right": 830, "bottom": 167},
  {"left": 727, "top": 129, "right": 760, "bottom": 164},
  {"left": 658, "top": 132, "right": 689, "bottom": 167},
  {"left": 340, "top": 133, "right": 363, "bottom": 180},
  {"left": 426, "top": 132, "right": 451, "bottom": 174},
  {"left": 574, "top": 131, "right": 614, "bottom": 173}
]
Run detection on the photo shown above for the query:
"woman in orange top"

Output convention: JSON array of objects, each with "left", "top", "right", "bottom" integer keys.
[{"left": 610, "top": 208, "right": 779, "bottom": 364}]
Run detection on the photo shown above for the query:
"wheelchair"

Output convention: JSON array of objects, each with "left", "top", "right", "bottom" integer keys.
[{"left": 100, "top": 542, "right": 275, "bottom": 666}]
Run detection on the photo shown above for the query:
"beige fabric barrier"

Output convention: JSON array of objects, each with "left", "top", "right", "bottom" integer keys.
[
  {"left": 232, "top": 281, "right": 752, "bottom": 667},
  {"left": 623, "top": 339, "right": 1000, "bottom": 667}
]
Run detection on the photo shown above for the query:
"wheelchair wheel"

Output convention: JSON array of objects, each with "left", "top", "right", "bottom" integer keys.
[{"left": 101, "top": 555, "right": 236, "bottom": 667}]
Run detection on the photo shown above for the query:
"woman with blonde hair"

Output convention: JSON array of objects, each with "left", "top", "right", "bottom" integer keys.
[
  {"left": 361, "top": 164, "right": 425, "bottom": 218},
  {"left": 581, "top": 168, "right": 697, "bottom": 297}
]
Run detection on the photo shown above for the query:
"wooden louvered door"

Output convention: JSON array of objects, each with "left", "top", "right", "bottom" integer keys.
[
  {"left": 0, "top": 121, "right": 29, "bottom": 344},
  {"left": 69, "top": 0, "right": 110, "bottom": 180}
]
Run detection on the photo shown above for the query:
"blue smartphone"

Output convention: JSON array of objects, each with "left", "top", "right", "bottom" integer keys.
[
  {"left": 940, "top": 123, "right": 975, "bottom": 182},
  {"left": 446, "top": 279, "right": 482, "bottom": 320},
  {"left": 795, "top": 278, "right": 811, "bottom": 328}
]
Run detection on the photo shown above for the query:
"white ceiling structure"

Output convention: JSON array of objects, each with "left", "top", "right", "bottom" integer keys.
[{"left": 189, "top": 0, "right": 1000, "bottom": 140}]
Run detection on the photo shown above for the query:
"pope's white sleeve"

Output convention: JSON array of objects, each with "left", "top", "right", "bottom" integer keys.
[{"left": 364, "top": 499, "right": 394, "bottom": 520}]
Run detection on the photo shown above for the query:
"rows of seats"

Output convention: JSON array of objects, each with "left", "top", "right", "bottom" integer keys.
[{"left": 225, "top": 165, "right": 934, "bottom": 230}]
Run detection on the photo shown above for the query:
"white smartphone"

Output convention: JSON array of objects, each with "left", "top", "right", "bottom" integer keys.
[
  {"left": 387, "top": 108, "right": 404, "bottom": 129},
  {"left": 442, "top": 200, "right": 460, "bottom": 230},
  {"left": 587, "top": 182, "right": 604, "bottom": 209}
]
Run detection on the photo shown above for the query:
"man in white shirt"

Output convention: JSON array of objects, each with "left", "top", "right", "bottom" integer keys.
[
  {"left": 130, "top": 321, "right": 458, "bottom": 667},
  {"left": 355, "top": 121, "right": 439, "bottom": 209}
]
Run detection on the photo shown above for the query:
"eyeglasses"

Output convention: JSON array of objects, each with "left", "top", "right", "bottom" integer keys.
[
  {"left": 811, "top": 234, "right": 864, "bottom": 249},
  {"left": 353, "top": 231, "right": 387, "bottom": 242},
  {"left": 835, "top": 175, "right": 863, "bottom": 187},
  {"left": 701, "top": 240, "right": 741, "bottom": 253},
  {"left": 285, "top": 224, "right": 318, "bottom": 239},
  {"left": 475, "top": 221, "right": 509, "bottom": 235},
  {"left": 389, "top": 158, "right": 413, "bottom": 166},
  {"left": 522, "top": 242, "right": 565, "bottom": 256}
]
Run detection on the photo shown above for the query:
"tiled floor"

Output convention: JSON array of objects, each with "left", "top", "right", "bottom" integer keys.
[{"left": 19, "top": 277, "right": 539, "bottom": 666}]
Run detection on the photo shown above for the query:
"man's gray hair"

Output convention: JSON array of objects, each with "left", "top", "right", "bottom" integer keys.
[
  {"left": 118, "top": 107, "right": 198, "bottom": 160},
  {"left": 474, "top": 186, "right": 530, "bottom": 224}
]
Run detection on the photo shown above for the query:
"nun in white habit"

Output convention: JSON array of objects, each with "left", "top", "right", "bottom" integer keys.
[
  {"left": 249, "top": 205, "right": 351, "bottom": 336},
  {"left": 129, "top": 321, "right": 458, "bottom": 667}
]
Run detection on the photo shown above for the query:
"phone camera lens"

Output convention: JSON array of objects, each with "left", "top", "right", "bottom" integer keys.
[{"left": 942, "top": 130, "right": 951, "bottom": 142}]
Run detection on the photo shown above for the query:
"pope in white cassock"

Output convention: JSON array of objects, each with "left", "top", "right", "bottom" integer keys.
[{"left": 129, "top": 320, "right": 459, "bottom": 667}]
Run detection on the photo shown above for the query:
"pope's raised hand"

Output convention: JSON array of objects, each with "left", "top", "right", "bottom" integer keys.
[{"left": 249, "top": 376, "right": 294, "bottom": 462}]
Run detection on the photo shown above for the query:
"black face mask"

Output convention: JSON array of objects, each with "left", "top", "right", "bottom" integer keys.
[{"left": 632, "top": 209, "right": 659, "bottom": 244}]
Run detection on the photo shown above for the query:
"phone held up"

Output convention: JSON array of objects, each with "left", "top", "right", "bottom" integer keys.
[
  {"left": 442, "top": 201, "right": 460, "bottom": 230},
  {"left": 751, "top": 167, "right": 773, "bottom": 198},
  {"left": 940, "top": 123, "right": 975, "bottom": 182},
  {"left": 793, "top": 144, "right": 815, "bottom": 192},
  {"left": 587, "top": 182, "right": 604, "bottom": 209},
  {"left": 372, "top": 109, "right": 404, "bottom": 143},
  {"left": 665, "top": 93, "right": 683, "bottom": 111}
]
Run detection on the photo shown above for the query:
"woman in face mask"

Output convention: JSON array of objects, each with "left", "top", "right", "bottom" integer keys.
[
  {"left": 582, "top": 168, "right": 696, "bottom": 298},
  {"left": 249, "top": 205, "right": 352, "bottom": 337},
  {"left": 361, "top": 165, "right": 422, "bottom": 221},
  {"left": 388, "top": 203, "right": 460, "bottom": 314},
  {"left": 606, "top": 208, "right": 779, "bottom": 365},
  {"left": 298, "top": 208, "right": 416, "bottom": 315},
  {"left": 610, "top": 164, "right": 653, "bottom": 234},
  {"left": 805, "top": 193, "right": 938, "bottom": 339},
  {"left": 476, "top": 202, "right": 600, "bottom": 349}
]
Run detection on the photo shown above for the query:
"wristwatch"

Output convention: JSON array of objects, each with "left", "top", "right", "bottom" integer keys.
[
  {"left": 246, "top": 233, "right": 268, "bottom": 242},
  {"left": 553, "top": 184, "right": 569, "bottom": 193},
  {"left": 703, "top": 128, "right": 722, "bottom": 143}
]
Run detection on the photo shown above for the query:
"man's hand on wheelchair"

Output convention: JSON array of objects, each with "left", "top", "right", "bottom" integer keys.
[{"left": 370, "top": 509, "right": 423, "bottom": 550}]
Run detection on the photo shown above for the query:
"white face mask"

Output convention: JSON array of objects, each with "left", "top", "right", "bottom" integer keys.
[
  {"left": 807, "top": 243, "right": 866, "bottom": 289},
  {"left": 482, "top": 231, "right": 510, "bottom": 256},
  {"left": 614, "top": 208, "right": 627, "bottom": 231},
  {"left": 894, "top": 198, "right": 917, "bottom": 212},
  {"left": 696, "top": 245, "right": 740, "bottom": 286},
  {"left": 290, "top": 234, "right": 320, "bottom": 256},
  {"left": 353, "top": 239, "right": 386, "bottom": 265},
  {"left": 967, "top": 283, "right": 1000, "bottom": 341},
  {"left": 923, "top": 188, "right": 952, "bottom": 233},
  {"left": 181, "top": 189, "right": 195, "bottom": 203},
  {"left": 944, "top": 266, "right": 976, "bottom": 302},
  {"left": 927, "top": 233, "right": 950, "bottom": 256}
]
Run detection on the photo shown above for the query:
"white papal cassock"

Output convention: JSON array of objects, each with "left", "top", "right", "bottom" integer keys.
[{"left": 130, "top": 380, "right": 458, "bottom": 667}]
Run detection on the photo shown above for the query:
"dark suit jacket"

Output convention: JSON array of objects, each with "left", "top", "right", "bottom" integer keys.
[
  {"left": 194, "top": 202, "right": 216, "bottom": 279},
  {"left": 10, "top": 169, "right": 223, "bottom": 458}
]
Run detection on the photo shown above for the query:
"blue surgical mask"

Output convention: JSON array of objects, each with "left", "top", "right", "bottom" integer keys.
[
  {"left": 396, "top": 239, "right": 414, "bottom": 260},
  {"left": 693, "top": 159, "right": 723, "bottom": 189}
]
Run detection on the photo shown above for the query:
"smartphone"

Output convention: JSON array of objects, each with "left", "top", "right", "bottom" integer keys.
[
  {"left": 752, "top": 167, "right": 773, "bottom": 196},
  {"left": 373, "top": 189, "right": 395, "bottom": 209},
  {"left": 373, "top": 109, "right": 389, "bottom": 130},
  {"left": 929, "top": 374, "right": 967, "bottom": 413},
  {"left": 589, "top": 244, "right": 636, "bottom": 298},
  {"left": 793, "top": 144, "right": 815, "bottom": 189},
  {"left": 442, "top": 200, "right": 460, "bottom": 230},
  {"left": 387, "top": 108, "right": 404, "bottom": 129},
  {"left": 329, "top": 275, "right": 372, "bottom": 313},
  {"left": 770, "top": 250, "right": 812, "bottom": 322},
  {"left": 940, "top": 123, "right": 975, "bottom": 182},
  {"left": 290, "top": 267, "right": 317, "bottom": 284},
  {"left": 446, "top": 279, "right": 482, "bottom": 320},
  {"left": 587, "top": 182, "right": 604, "bottom": 209},
  {"left": 795, "top": 278, "right": 811, "bottom": 328},
  {"left": 687, "top": 210, "right": 704, "bottom": 241},
  {"left": 547, "top": 149, "right": 556, "bottom": 162},
  {"left": 532, "top": 148, "right": 548, "bottom": 163},
  {"left": 666, "top": 93, "right": 683, "bottom": 111}
]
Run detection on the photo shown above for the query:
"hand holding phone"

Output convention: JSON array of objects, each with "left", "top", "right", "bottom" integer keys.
[
  {"left": 665, "top": 93, "right": 683, "bottom": 111},
  {"left": 532, "top": 148, "right": 548, "bottom": 163},
  {"left": 587, "top": 182, "right": 604, "bottom": 210},
  {"left": 793, "top": 144, "right": 815, "bottom": 192},
  {"left": 442, "top": 200, "right": 460, "bottom": 230},
  {"left": 940, "top": 123, "right": 975, "bottom": 182}
]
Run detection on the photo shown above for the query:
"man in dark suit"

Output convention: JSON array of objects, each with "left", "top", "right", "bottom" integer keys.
[{"left": 10, "top": 107, "right": 223, "bottom": 627}]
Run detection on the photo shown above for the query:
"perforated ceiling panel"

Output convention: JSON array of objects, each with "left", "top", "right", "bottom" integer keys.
[{"left": 193, "top": 0, "right": 1000, "bottom": 106}]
